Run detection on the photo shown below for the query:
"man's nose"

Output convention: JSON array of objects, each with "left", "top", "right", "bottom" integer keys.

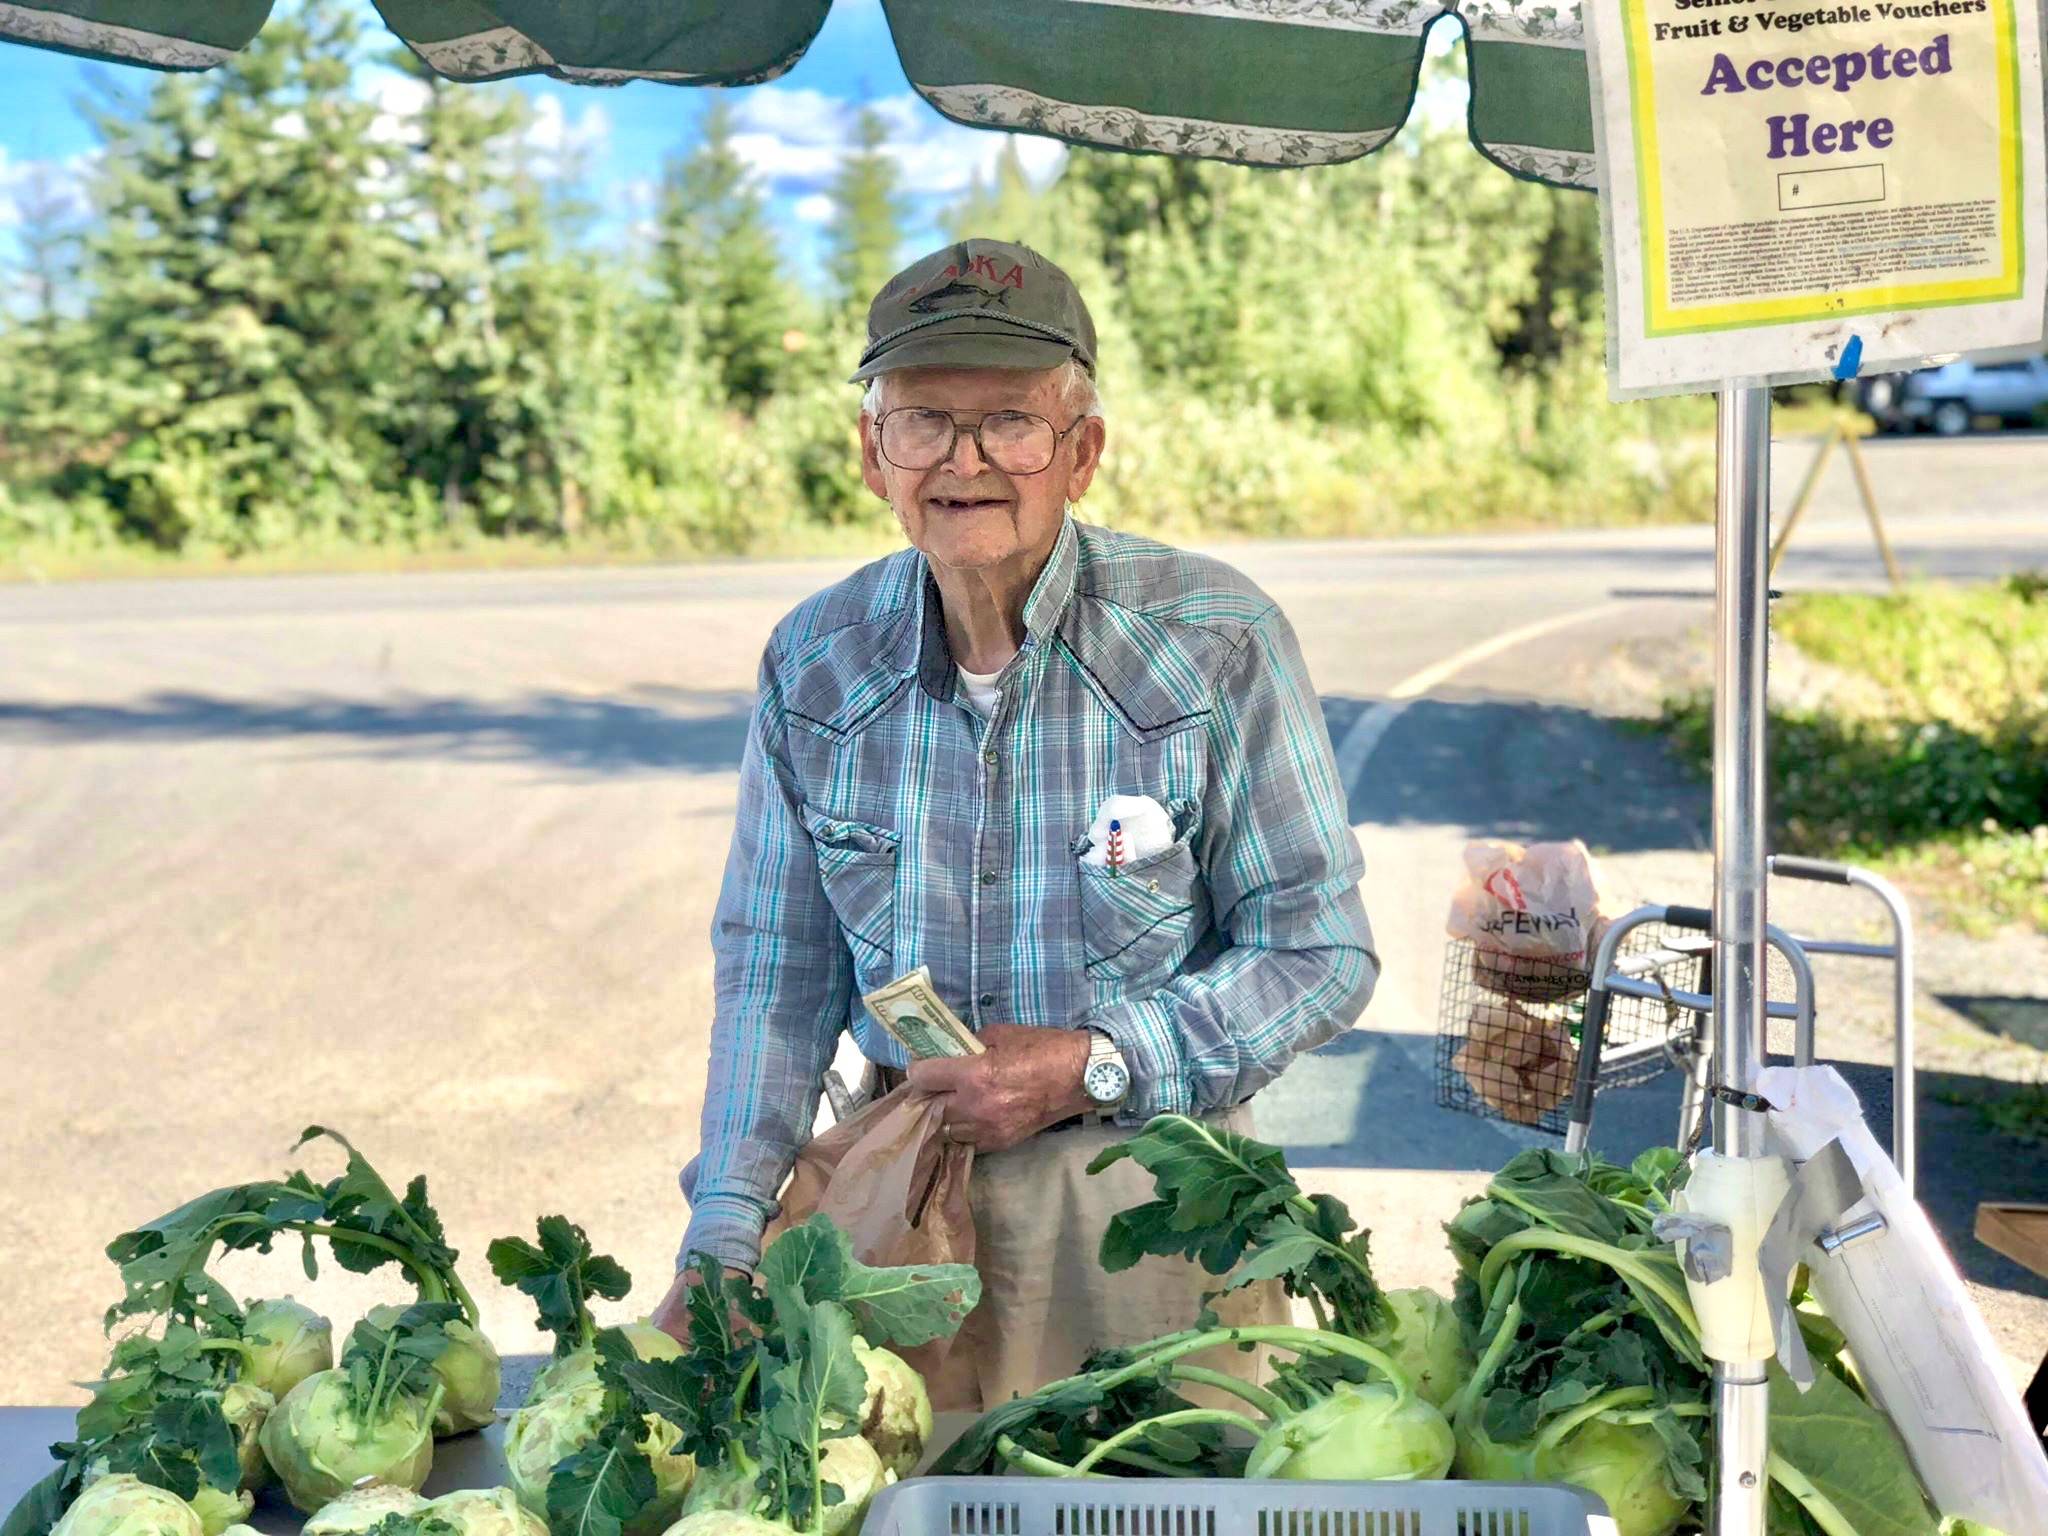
[{"left": 942, "top": 422, "right": 990, "bottom": 475}]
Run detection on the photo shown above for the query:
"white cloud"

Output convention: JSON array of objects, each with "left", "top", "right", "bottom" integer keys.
[
  {"left": 793, "top": 192, "right": 835, "bottom": 224},
  {"left": 366, "top": 71, "right": 431, "bottom": 146},
  {"left": 1, "top": 146, "right": 96, "bottom": 229},
  {"left": 526, "top": 92, "right": 612, "bottom": 169},
  {"left": 734, "top": 86, "right": 850, "bottom": 148},
  {"left": 723, "top": 85, "right": 1068, "bottom": 205}
]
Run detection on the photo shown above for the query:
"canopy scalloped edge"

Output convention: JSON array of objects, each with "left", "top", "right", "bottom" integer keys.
[{"left": 0, "top": 0, "right": 1599, "bottom": 190}]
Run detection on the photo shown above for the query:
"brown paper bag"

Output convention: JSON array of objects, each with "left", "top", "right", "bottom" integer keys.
[{"left": 764, "top": 1084, "right": 980, "bottom": 1404}]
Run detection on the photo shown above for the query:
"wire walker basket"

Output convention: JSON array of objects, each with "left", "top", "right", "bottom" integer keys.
[
  {"left": 1434, "top": 921, "right": 1714, "bottom": 1137},
  {"left": 863, "top": 1478, "right": 1613, "bottom": 1536}
]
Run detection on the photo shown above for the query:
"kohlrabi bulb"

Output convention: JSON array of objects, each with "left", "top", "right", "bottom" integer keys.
[
  {"left": 505, "top": 1381, "right": 608, "bottom": 1515},
  {"left": 302, "top": 1483, "right": 430, "bottom": 1536},
  {"left": 848, "top": 1340, "right": 932, "bottom": 1479},
  {"left": 1365, "top": 1288, "right": 1475, "bottom": 1410},
  {"left": 1451, "top": 1418, "right": 1524, "bottom": 1481},
  {"left": 186, "top": 1485, "right": 253, "bottom": 1536},
  {"left": 1247, "top": 1383, "right": 1455, "bottom": 1482},
  {"left": 815, "top": 1433, "right": 888, "bottom": 1536},
  {"left": 50, "top": 1475, "right": 203, "bottom": 1536},
  {"left": 363, "top": 1305, "right": 502, "bottom": 1437},
  {"left": 257, "top": 1368, "right": 437, "bottom": 1513},
  {"left": 1541, "top": 1418, "right": 1689, "bottom": 1536},
  {"left": 426, "top": 1486, "right": 547, "bottom": 1536},
  {"left": 524, "top": 1323, "right": 684, "bottom": 1406},
  {"left": 239, "top": 1299, "right": 335, "bottom": 1401},
  {"left": 220, "top": 1382, "right": 275, "bottom": 1491},
  {"left": 677, "top": 1460, "right": 760, "bottom": 1520},
  {"left": 626, "top": 1413, "right": 699, "bottom": 1536}
]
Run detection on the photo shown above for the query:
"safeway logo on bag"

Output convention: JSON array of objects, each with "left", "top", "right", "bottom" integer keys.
[{"left": 1482, "top": 868, "right": 1528, "bottom": 912}]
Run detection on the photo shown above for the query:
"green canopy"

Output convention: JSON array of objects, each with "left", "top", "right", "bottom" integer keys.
[{"left": 0, "top": 0, "right": 1596, "bottom": 188}]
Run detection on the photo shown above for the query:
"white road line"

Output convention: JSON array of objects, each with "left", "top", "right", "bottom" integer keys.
[{"left": 1335, "top": 601, "right": 1640, "bottom": 794}]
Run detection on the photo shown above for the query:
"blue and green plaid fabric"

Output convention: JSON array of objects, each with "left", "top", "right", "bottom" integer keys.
[{"left": 679, "top": 516, "right": 1378, "bottom": 1270}]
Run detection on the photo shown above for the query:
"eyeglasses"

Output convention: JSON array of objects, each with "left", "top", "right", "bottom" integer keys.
[{"left": 875, "top": 407, "right": 1083, "bottom": 476}]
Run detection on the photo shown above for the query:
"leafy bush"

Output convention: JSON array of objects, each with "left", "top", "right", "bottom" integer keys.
[{"left": 1655, "top": 579, "right": 2048, "bottom": 929}]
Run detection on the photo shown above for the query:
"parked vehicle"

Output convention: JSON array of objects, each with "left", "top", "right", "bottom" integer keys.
[{"left": 1856, "top": 354, "right": 2048, "bottom": 435}]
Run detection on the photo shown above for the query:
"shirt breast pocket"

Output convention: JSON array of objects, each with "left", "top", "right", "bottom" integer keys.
[
  {"left": 1074, "top": 798, "right": 1202, "bottom": 990},
  {"left": 800, "top": 807, "right": 899, "bottom": 988}
]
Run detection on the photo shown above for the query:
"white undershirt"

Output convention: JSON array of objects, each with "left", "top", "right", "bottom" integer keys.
[{"left": 957, "top": 665, "right": 1002, "bottom": 715}]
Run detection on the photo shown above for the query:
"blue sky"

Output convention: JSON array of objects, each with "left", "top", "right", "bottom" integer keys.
[{"left": 0, "top": 0, "right": 1466, "bottom": 291}]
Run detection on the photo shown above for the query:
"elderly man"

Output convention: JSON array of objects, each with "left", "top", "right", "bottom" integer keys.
[{"left": 652, "top": 238, "right": 1377, "bottom": 1407}]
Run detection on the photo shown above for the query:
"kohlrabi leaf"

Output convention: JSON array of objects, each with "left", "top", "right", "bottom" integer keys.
[
  {"left": 103, "top": 1182, "right": 322, "bottom": 1330},
  {"left": 753, "top": 1214, "right": 981, "bottom": 1347},
  {"left": 664, "top": 1264, "right": 769, "bottom": 1469},
  {"left": 488, "top": 1216, "right": 632, "bottom": 1355},
  {"left": 546, "top": 1427, "right": 658, "bottom": 1536},
  {"left": 293, "top": 1127, "right": 466, "bottom": 1305},
  {"left": 1767, "top": 1365, "right": 1938, "bottom": 1536},
  {"left": 759, "top": 1298, "right": 867, "bottom": 1532},
  {"left": 339, "top": 1300, "right": 452, "bottom": 1419},
  {"left": 0, "top": 1465, "right": 76, "bottom": 1536},
  {"left": 95, "top": 1394, "right": 241, "bottom": 1501},
  {"left": 1484, "top": 1149, "right": 1640, "bottom": 1245},
  {"left": 1092, "top": 1115, "right": 1386, "bottom": 1337}
]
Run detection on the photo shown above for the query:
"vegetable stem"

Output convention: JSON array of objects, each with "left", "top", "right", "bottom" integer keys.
[
  {"left": 1446, "top": 1298, "right": 1522, "bottom": 1425},
  {"left": 1083, "top": 1441, "right": 1194, "bottom": 1477},
  {"left": 1534, "top": 1386, "right": 1655, "bottom": 1456},
  {"left": 1069, "top": 1410, "right": 1266, "bottom": 1476},
  {"left": 1476, "top": 1229, "right": 1700, "bottom": 1344},
  {"left": 995, "top": 1436, "right": 1104, "bottom": 1479},
  {"left": 1165, "top": 1365, "right": 1288, "bottom": 1421}
]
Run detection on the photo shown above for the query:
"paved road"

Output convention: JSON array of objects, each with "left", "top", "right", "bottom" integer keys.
[{"left": 4, "top": 433, "right": 2045, "bottom": 1401}]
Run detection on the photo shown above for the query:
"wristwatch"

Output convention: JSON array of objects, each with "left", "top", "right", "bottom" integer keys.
[{"left": 1081, "top": 1028, "right": 1131, "bottom": 1109}]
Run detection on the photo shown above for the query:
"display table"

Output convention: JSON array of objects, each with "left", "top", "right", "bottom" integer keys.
[{"left": 0, "top": 1360, "right": 981, "bottom": 1536}]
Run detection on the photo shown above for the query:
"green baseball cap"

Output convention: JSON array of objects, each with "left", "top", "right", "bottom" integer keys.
[{"left": 848, "top": 237, "right": 1098, "bottom": 385}]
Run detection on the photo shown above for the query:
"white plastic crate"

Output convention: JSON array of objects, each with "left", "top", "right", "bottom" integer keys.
[{"left": 863, "top": 1477, "right": 1616, "bottom": 1536}]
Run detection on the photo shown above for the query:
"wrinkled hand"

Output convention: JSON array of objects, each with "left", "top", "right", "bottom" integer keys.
[
  {"left": 906, "top": 1023, "right": 1093, "bottom": 1153},
  {"left": 649, "top": 1263, "right": 754, "bottom": 1347}
]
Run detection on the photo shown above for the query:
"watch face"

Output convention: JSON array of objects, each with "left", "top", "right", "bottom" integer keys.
[{"left": 1084, "top": 1059, "right": 1130, "bottom": 1105}]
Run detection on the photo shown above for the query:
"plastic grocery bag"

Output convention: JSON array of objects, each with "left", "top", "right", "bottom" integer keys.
[
  {"left": 1759, "top": 1064, "right": 2048, "bottom": 1532},
  {"left": 766, "top": 1084, "right": 980, "bottom": 1407},
  {"left": 1447, "top": 838, "right": 1614, "bottom": 1002}
]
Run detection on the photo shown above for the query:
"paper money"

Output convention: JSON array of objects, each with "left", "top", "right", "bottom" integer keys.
[{"left": 862, "top": 966, "right": 984, "bottom": 1059}]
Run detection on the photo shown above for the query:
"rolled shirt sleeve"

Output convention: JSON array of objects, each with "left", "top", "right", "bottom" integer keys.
[
  {"left": 1086, "top": 607, "right": 1379, "bottom": 1120},
  {"left": 677, "top": 647, "right": 852, "bottom": 1274}
]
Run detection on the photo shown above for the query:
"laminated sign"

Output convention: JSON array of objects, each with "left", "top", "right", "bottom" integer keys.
[{"left": 1585, "top": 0, "right": 2047, "bottom": 394}]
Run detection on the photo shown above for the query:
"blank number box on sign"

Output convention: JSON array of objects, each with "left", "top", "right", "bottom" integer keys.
[{"left": 1778, "top": 163, "right": 1887, "bottom": 212}]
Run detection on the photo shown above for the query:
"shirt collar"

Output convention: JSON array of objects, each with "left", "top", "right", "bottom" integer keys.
[{"left": 910, "top": 514, "right": 1082, "bottom": 703}]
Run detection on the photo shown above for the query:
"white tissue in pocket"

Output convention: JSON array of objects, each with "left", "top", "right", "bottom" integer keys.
[{"left": 1080, "top": 793, "right": 1176, "bottom": 868}]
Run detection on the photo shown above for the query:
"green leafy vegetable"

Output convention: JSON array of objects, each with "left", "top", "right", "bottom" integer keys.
[
  {"left": 487, "top": 1217, "right": 633, "bottom": 1359},
  {"left": 1089, "top": 1115, "right": 1387, "bottom": 1338}
]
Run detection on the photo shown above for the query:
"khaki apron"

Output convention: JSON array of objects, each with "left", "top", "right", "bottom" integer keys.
[{"left": 910, "top": 1097, "right": 1293, "bottom": 1412}]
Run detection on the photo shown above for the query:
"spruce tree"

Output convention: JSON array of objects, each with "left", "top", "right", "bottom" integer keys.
[
  {"left": 823, "top": 104, "right": 907, "bottom": 312},
  {"left": 73, "top": 0, "right": 405, "bottom": 548},
  {"left": 651, "top": 98, "right": 795, "bottom": 410}
]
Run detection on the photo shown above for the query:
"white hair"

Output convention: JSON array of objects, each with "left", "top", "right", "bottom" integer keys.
[{"left": 861, "top": 359, "right": 1103, "bottom": 423}]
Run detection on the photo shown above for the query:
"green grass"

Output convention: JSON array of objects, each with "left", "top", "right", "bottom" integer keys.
[{"left": 1655, "top": 576, "right": 2048, "bottom": 934}]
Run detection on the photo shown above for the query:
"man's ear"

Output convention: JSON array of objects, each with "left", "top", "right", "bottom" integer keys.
[
  {"left": 1063, "top": 415, "right": 1105, "bottom": 503},
  {"left": 859, "top": 412, "right": 890, "bottom": 501}
]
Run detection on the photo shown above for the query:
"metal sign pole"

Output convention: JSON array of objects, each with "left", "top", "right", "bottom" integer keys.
[{"left": 1710, "top": 382, "right": 1774, "bottom": 1536}]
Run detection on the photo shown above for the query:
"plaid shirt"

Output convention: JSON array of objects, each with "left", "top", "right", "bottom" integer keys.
[{"left": 679, "top": 516, "right": 1378, "bottom": 1270}]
